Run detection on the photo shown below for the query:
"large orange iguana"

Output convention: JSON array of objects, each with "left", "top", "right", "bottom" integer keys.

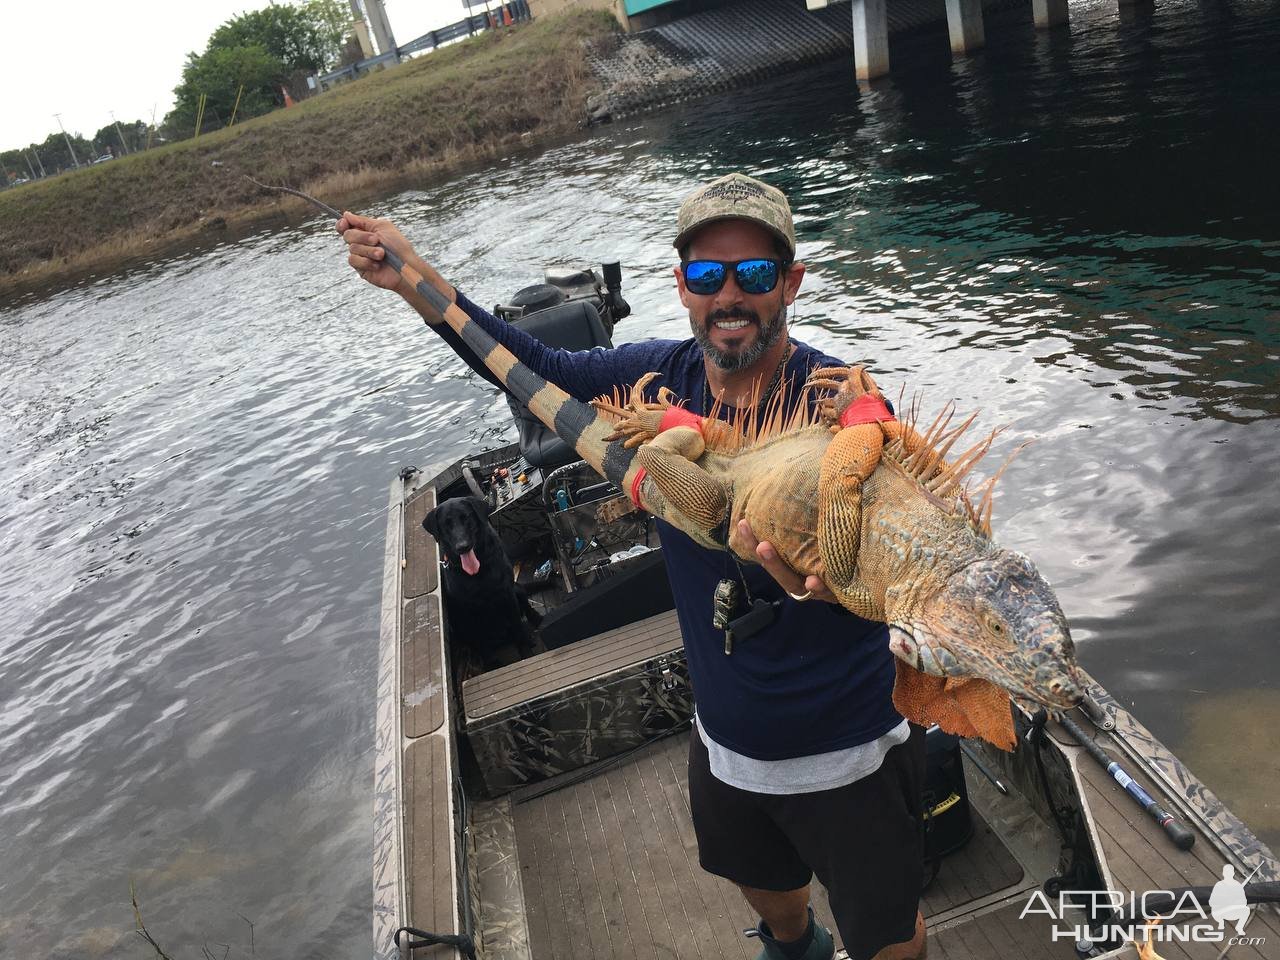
[
  {"left": 370, "top": 257, "right": 1083, "bottom": 750},
  {"left": 592, "top": 368, "right": 1084, "bottom": 750}
]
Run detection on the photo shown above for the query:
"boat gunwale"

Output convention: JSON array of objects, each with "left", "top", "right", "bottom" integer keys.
[
  {"left": 374, "top": 474, "right": 409, "bottom": 959},
  {"left": 375, "top": 470, "right": 469, "bottom": 960}
]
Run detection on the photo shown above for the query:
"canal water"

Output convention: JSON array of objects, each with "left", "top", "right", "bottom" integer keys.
[{"left": 2, "top": 0, "right": 1277, "bottom": 956}]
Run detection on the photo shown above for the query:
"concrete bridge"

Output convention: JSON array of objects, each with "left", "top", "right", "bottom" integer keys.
[
  {"left": 537, "top": 0, "right": 1121, "bottom": 84},
  {"left": 806, "top": 0, "right": 1071, "bottom": 79}
]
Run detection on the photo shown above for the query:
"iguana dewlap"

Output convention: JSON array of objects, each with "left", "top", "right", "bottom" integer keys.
[{"left": 594, "top": 366, "right": 1084, "bottom": 751}]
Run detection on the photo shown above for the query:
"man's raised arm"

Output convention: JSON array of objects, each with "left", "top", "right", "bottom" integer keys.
[{"left": 337, "top": 211, "right": 626, "bottom": 400}]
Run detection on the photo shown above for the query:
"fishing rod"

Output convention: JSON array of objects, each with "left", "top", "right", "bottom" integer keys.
[
  {"left": 1136, "top": 879, "right": 1280, "bottom": 920},
  {"left": 1131, "top": 862, "right": 1275, "bottom": 914},
  {"left": 224, "top": 165, "right": 630, "bottom": 325},
  {"left": 212, "top": 162, "right": 343, "bottom": 220},
  {"left": 1073, "top": 686, "right": 1280, "bottom": 905},
  {"left": 1058, "top": 711, "right": 1195, "bottom": 851},
  {"left": 213, "top": 163, "right": 451, "bottom": 317}
]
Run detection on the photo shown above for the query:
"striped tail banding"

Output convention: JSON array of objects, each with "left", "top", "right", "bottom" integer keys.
[{"left": 407, "top": 269, "right": 637, "bottom": 487}]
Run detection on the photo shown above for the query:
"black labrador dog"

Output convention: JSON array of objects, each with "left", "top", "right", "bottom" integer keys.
[{"left": 423, "top": 496, "right": 540, "bottom": 670}]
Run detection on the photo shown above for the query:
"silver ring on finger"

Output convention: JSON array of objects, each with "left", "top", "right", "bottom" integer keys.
[{"left": 788, "top": 590, "right": 813, "bottom": 602}]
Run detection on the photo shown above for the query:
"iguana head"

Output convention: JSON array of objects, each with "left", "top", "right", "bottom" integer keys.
[{"left": 886, "top": 549, "right": 1083, "bottom": 709}]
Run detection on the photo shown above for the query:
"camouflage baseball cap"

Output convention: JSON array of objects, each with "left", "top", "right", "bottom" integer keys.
[{"left": 674, "top": 172, "right": 796, "bottom": 260}]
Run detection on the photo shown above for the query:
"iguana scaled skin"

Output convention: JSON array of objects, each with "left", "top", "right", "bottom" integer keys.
[{"left": 393, "top": 266, "right": 1083, "bottom": 751}]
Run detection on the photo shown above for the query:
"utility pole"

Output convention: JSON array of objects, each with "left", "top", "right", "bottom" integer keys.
[
  {"left": 30, "top": 149, "right": 46, "bottom": 178},
  {"left": 54, "top": 113, "right": 80, "bottom": 168},
  {"left": 110, "top": 111, "right": 130, "bottom": 155},
  {"left": 23, "top": 152, "right": 37, "bottom": 181}
]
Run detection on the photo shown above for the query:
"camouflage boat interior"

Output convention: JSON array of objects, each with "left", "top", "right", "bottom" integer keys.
[{"left": 373, "top": 451, "right": 1279, "bottom": 960}]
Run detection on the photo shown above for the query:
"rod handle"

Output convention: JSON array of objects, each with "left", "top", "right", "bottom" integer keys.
[
  {"left": 1157, "top": 812, "right": 1196, "bottom": 851},
  {"left": 380, "top": 246, "right": 405, "bottom": 273}
]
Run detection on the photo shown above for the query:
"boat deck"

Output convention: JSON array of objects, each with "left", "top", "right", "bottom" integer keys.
[
  {"left": 466, "top": 724, "right": 1280, "bottom": 959},
  {"left": 470, "top": 732, "right": 1083, "bottom": 960}
]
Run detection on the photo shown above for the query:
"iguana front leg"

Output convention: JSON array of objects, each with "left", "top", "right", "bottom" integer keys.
[
  {"left": 807, "top": 366, "right": 934, "bottom": 454},
  {"left": 634, "top": 425, "right": 729, "bottom": 530},
  {"left": 818, "top": 423, "right": 886, "bottom": 600},
  {"left": 810, "top": 366, "right": 895, "bottom": 611},
  {"left": 806, "top": 365, "right": 884, "bottom": 433}
]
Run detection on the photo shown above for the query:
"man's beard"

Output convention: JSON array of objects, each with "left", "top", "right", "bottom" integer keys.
[{"left": 693, "top": 302, "right": 787, "bottom": 372}]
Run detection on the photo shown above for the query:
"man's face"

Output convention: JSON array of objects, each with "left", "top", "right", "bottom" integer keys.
[{"left": 675, "top": 220, "right": 805, "bottom": 372}]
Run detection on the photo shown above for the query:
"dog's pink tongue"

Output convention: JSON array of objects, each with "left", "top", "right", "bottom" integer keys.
[{"left": 460, "top": 549, "right": 481, "bottom": 576}]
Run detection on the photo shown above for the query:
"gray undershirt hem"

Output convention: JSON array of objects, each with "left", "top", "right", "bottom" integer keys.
[{"left": 695, "top": 714, "right": 910, "bottom": 795}]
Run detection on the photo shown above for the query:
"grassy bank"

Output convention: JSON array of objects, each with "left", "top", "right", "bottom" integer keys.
[{"left": 0, "top": 10, "right": 615, "bottom": 296}]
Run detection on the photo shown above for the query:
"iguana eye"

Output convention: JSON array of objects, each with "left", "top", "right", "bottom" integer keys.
[{"left": 987, "top": 616, "right": 1006, "bottom": 637}]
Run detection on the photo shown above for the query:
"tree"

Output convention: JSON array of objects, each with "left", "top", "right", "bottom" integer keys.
[
  {"left": 1, "top": 149, "right": 33, "bottom": 185},
  {"left": 208, "top": 3, "right": 341, "bottom": 76},
  {"left": 166, "top": 44, "right": 283, "bottom": 136},
  {"left": 161, "top": 1, "right": 353, "bottom": 140},
  {"left": 1, "top": 4, "right": 358, "bottom": 166},
  {"left": 92, "top": 124, "right": 118, "bottom": 156},
  {"left": 91, "top": 119, "right": 149, "bottom": 156},
  {"left": 300, "top": 0, "right": 350, "bottom": 69},
  {"left": 32, "top": 130, "right": 92, "bottom": 174}
]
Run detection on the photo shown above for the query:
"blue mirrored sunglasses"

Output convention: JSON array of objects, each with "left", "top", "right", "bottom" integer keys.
[{"left": 682, "top": 258, "right": 781, "bottom": 296}]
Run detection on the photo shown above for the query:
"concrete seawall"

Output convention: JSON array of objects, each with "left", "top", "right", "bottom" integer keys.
[{"left": 585, "top": 0, "right": 1018, "bottom": 121}]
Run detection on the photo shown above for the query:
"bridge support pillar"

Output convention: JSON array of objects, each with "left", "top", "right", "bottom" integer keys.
[
  {"left": 1032, "top": 0, "right": 1069, "bottom": 28},
  {"left": 945, "top": 0, "right": 986, "bottom": 53},
  {"left": 852, "top": 0, "right": 890, "bottom": 80}
]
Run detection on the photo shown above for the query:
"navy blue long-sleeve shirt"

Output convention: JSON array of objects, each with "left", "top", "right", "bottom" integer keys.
[{"left": 448, "top": 291, "right": 902, "bottom": 761}]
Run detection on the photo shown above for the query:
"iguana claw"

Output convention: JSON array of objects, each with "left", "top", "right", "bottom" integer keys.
[
  {"left": 593, "top": 373, "right": 680, "bottom": 448},
  {"left": 803, "top": 366, "right": 886, "bottom": 430}
]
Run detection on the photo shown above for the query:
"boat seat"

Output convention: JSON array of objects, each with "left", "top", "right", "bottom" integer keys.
[
  {"left": 504, "top": 299, "right": 612, "bottom": 469},
  {"left": 461, "top": 608, "right": 690, "bottom": 796}
]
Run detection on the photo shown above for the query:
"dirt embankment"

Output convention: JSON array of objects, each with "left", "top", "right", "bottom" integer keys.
[{"left": 0, "top": 10, "right": 615, "bottom": 297}]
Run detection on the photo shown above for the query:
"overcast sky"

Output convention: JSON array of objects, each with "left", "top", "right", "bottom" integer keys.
[{"left": 2, "top": 0, "right": 471, "bottom": 152}]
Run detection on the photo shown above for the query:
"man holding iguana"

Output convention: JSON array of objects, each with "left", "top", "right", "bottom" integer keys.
[{"left": 340, "top": 173, "right": 928, "bottom": 960}]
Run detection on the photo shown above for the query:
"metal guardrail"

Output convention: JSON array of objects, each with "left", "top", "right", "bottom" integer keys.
[
  {"left": 398, "top": 15, "right": 487, "bottom": 56},
  {"left": 316, "top": 1, "right": 532, "bottom": 90}
]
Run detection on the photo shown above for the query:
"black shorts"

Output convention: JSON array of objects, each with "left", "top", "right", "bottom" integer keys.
[{"left": 688, "top": 724, "right": 927, "bottom": 960}]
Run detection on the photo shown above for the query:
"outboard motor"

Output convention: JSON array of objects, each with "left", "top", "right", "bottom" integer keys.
[
  {"left": 502, "top": 282, "right": 566, "bottom": 317},
  {"left": 495, "top": 262, "right": 629, "bottom": 340},
  {"left": 601, "top": 260, "right": 631, "bottom": 328}
]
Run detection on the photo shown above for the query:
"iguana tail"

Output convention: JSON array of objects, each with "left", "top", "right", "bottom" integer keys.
[{"left": 406, "top": 263, "right": 639, "bottom": 489}]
